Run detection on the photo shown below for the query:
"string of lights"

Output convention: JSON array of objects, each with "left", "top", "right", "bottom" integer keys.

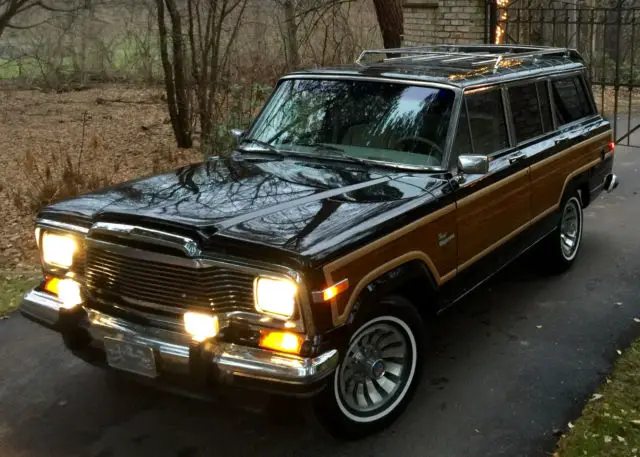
[{"left": 495, "top": 0, "right": 510, "bottom": 44}]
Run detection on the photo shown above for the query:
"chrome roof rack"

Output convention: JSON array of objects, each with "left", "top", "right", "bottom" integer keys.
[{"left": 355, "top": 44, "right": 573, "bottom": 68}]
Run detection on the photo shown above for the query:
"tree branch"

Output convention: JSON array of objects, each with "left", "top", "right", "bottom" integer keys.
[{"left": 6, "top": 17, "right": 49, "bottom": 29}]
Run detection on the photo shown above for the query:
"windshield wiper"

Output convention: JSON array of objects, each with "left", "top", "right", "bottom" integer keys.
[
  {"left": 238, "top": 138, "right": 284, "bottom": 156},
  {"left": 300, "top": 142, "right": 442, "bottom": 171},
  {"left": 310, "top": 143, "right": 346, "bottom": 153},
  {"left": 296, "top": 143, "right": 366, "bottom": 164}
]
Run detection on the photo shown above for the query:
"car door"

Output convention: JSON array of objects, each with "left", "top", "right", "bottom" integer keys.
[{"left": 452, "top": 86, "right": 532, "bottom": 272}]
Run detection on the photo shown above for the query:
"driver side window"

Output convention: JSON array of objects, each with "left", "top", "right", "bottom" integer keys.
[{"left": 463, "top": 89, "right": 509, "bottom": 155}]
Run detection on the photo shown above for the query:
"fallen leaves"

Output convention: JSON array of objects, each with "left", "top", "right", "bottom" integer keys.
[{"left": 0, "top": 84, "right": 201, "bottom": 269}]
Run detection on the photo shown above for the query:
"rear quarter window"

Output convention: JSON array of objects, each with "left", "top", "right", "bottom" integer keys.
[{"left": 551, "top": 75, "right": 595, "bottom": 126}]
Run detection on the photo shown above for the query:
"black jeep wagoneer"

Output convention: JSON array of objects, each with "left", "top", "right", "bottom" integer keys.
[{"left": 21, "top": 45, "right": 618, "bottom": 438}]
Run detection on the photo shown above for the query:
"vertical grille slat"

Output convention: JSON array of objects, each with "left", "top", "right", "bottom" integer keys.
[{"left": 85, "top": 245, "right": 256, "bottom": 324}]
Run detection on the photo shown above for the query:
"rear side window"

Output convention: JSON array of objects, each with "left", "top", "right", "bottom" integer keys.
[
  {"left": 508, "top": 83, "right": 543, "bottom": 143},
  {"left": 465, "top": 89, "right": 509, "bottom": 155},
  {"left": 551, "top": 76, "right": 594, "bottom": 126}
]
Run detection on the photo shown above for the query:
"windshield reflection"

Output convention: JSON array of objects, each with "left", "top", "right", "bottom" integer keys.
[{"left": 246, "top": 79, "right": 455, "bottom": 169}]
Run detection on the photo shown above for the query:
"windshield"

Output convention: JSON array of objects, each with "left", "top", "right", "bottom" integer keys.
[{"left": 245, "top": 78, "right": 455, "bottom": 169}]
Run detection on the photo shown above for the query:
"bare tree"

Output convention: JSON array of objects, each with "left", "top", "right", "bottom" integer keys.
[
  {"left": 156, "top": 0, "right": 192, "bottom": 148},
  {"left": 187, "top": 0, "right": 247, "bottom": 154},
  {"left": 0, "top": 0, "right": 86, "bottom": 39},
  {"left": 372, "top": 0, "right": 403, "bottom": 48},
  {"left": 274, "top": 0, "right": 355, "bottom": 71}
]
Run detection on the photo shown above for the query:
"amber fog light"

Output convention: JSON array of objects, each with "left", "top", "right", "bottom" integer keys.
[
  {"left": 45, "top": 277, "right": 82, "bottom": 309},
  {"left": 184, "top": 312, "right": 219, "bottom": 342},
  {"left": 259, "top": 330, "right": 303, "bottom": 355}
]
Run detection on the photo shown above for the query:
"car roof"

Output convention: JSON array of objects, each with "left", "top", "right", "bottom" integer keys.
[{"left": 287, "top": 44, "right": 586, "bottom": 89}]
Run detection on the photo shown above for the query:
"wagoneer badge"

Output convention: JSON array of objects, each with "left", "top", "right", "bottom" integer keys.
[{"left": 438, "top": 232, "right": 455, "bottom": 247}]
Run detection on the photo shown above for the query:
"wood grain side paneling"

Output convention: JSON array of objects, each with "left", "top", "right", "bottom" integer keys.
[
  {"left": 322, "top": 205, "right": 457, "bottom": 326},
  {"left": 531, "top": 132, "right": 611, "bottom": 217},
  {"left": 456, "top": 168, "right": 531, "bottom": 268}
]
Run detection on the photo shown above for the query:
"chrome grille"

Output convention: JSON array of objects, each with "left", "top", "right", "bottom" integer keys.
[{"left": 84, "top": 245, "right": 255, "bottom": 325}]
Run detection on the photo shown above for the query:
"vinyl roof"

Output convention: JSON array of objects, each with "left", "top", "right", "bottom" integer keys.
[{"left": 289, "top": 45, "right": 586, "bottom": 88}]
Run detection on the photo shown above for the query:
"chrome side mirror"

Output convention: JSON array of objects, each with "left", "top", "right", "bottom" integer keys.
[
  {"left": 231, "top": 128, "right": 246, "bottom": 144},
  {"left": 457, "top": 154, "right": 489, "bottom": 175}
]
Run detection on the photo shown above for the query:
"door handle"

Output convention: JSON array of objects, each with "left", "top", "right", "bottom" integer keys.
[{"left": 508, "top": 152, "right": 527, "bottom": 164}]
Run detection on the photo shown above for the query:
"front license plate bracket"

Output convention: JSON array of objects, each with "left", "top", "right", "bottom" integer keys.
[{"left": 104, "top": 337, "right": 158, "bottom": 378}]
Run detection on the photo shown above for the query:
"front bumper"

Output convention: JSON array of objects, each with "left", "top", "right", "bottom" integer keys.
[{"left": 20, "top": 290, "right": 338, "bottom": 396}]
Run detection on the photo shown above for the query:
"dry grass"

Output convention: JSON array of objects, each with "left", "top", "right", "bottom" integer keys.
[{"left": 0, "top": 83, "right": 201, "bottom": 270}]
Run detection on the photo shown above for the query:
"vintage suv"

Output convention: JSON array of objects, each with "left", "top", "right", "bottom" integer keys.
[{"left": 21, "top": 45, "right": 618, "bottom": 438}]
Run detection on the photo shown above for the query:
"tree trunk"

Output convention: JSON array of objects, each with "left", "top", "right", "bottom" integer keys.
[
  {"left": 283, "top": 0, "right": 299, "bottom": 69},
  {"left": 156, "top": 0, "right": 192, "bottom": 148},
  {"left": 372, "top": 0, "right": 403, "bottom": 49}
]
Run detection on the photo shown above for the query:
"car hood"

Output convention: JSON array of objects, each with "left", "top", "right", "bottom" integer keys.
[{"left": 41, "top": 155, "right": 446, "bottom": 261}]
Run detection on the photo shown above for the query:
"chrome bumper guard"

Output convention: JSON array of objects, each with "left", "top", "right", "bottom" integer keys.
[
  {"left": 604, "top": 173, "right": 619, "bottom": 193},
  {"left": 20, "top": 290, "right": 338, "bottom": 386}
]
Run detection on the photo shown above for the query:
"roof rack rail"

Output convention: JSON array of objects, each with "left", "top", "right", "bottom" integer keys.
[{"left": 355, "top": 44, "right": 575, "bottom": 67}]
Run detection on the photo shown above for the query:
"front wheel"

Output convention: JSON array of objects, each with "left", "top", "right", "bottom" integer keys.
[{"left": 314, "top": 296, "right": 424, "bottom": 439}]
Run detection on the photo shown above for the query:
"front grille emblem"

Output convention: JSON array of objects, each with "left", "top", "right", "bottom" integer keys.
[{"left": 184, "top": 240, "right": 200, "bottom": 258}]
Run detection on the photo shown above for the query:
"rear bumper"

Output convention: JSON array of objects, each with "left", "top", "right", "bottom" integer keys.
[
  {"left": 604, "top": 173, "right": 619, "bottom": 192},
  {"left": 20, "top": 290, "right": 338, "bottom": 396}
]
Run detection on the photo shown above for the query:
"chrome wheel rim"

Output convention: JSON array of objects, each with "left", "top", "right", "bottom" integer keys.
[
  {"left": 560, "top": 198, "right": 581, "bottom": 260},
  {"left": 337, "top": 321, "right": 411, "bottom": 416}
]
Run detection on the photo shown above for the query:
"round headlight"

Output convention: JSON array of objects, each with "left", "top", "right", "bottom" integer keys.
[{"left": 254, "top": 276, "right": 297, "bottom": 319}]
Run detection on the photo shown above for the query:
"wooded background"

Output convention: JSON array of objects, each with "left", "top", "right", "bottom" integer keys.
[{"left": 0, "top": 0, "right": 406, "bottom": 154}]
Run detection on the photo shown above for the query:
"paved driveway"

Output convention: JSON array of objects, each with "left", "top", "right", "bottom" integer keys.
[{"left": 1, "top": 146, "right": 639, "bottom": 457}]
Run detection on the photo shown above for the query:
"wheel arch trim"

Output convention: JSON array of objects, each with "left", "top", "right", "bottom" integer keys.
[{"left": 326, "top": 251, "right": 452, "bottom": 326}]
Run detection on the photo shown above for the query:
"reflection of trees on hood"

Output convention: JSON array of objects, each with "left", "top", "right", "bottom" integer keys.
[
  {"left": 234, "top": 167, "right": 404, "bottom": 251},
  {"left": 77, "top": 156, "right": 393, "bottom": 224}
]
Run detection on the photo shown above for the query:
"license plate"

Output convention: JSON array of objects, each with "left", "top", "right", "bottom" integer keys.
[{"left": 104, "top": 338, "right": 158, "bottom": 378}]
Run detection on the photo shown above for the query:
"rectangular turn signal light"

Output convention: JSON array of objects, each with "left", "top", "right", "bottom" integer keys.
[
  {"left": 312, "top": 278, "right": 349, "bottom": 303},
  {"left": 259, "top": 330, "right": 303, "bottom": 355}
]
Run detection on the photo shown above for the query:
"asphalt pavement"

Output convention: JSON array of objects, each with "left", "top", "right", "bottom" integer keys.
[{"left": 1, "top": 145, "right": 639, "bottom": 457}]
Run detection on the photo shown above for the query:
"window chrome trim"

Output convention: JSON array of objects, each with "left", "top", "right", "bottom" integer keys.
[
  {"left": 279, "top": 73, "right": 460, "bottom": 92},
  {"left": 442, "top": 89, "right": 464, "bottom": 170},
  {"left": 462, "top": 65, "right": 585, "bottom": 91},
  {"left": 502, "top": 86, "right": 516, "bottom": 148}
]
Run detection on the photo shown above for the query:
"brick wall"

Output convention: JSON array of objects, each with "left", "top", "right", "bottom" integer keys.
[{"left": 403, "top": 0, "right": 487, "bottom": 46}]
